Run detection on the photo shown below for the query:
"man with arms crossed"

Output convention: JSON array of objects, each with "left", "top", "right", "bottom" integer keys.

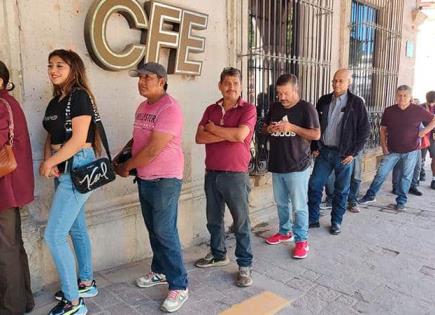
[{"left": 195, "top": 67, "right": 257, "bottom": 287}]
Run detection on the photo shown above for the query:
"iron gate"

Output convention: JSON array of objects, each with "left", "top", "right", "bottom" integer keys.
[
  {"left": 348, "top": 0, "right": 404, "bottom": 150},
  {"left": 243, "top": 0, "right": 334, "bottom": 175}
]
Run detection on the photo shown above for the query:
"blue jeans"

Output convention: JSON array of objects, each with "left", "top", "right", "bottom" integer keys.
[
  {"left": 325, "top": 151, "right": 363, "bottom": 206},
  {"left": 272, "top": 168, "right": 310, "bottom": 242},
  {"left": 392, "top": 150, "right": 421, "bottom": 189},
  {"left": 365, "top": 151, "right": 419, "bottom": 206},
  {"left": 205, "top": 171, "right": 253, "bottom": 267},
  {"left": 44, "top": 148, "right": 95, "bottom": 302},
  {"left": 137, "top": 178, "right": 188, "bottom": 290},
  {"left": 308, "top": 147, "right": 353, "bottom": 225}
]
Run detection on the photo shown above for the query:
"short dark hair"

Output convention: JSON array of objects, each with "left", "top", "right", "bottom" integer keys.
[
  {"left": 220, "top": 67, "right": 242, "bottom": 83},
  {"left": 276, "top": 74, "right": 298, "bottom": 87},
  {"left": 426, "top": 91, "right": 435, "bottom": 103}
]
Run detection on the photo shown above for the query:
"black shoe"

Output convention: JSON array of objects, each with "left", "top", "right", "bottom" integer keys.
[
  {"left": 309, "top": 222, "right": 320, "bottom": 228},
  {"left": 431, "top": 180, "right": 435, "bottom": 190},
  {"left": 330, "top": 223, "right": 341, "bottom": 235},
  {"left": 48, "top": 297, "right": 87, "bottom": 315},
  {"left": 409, "top": 186, "right": 423, "bottom": 196}
]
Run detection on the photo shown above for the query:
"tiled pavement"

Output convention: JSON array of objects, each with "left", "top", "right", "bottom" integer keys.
[{"left": 30, "top": 171, "right": 435, "bottom": 315}]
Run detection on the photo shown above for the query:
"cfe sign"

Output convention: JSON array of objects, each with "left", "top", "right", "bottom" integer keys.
[{"left": 84, "top": 0, "right": 208, "bottom": 75}]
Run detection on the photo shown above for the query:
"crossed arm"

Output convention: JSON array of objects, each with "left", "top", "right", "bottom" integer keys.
[{"left": 195, "top": 121, "right": 250, "bottom": 144}]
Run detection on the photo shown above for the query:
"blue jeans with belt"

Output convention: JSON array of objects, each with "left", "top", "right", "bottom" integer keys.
[
  {"left": 205, "top": 171, "right": 253, "bottom": 267},
  {"left": 137, "top": 177, "right": 188, "bottom": 290},
  {"left": 44, "top": 148, "right": 95, "bottom": 302},
  {"left": 308, "top": 147, "right": 354, "bottom": 225}
]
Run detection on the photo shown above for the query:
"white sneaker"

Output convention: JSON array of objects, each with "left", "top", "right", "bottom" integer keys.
[
  {"left": 136, "top": 272, "right": 168, "bottom": 288},
  {"left": 160, "top": 289, "right": 189, "bottom": 313}
]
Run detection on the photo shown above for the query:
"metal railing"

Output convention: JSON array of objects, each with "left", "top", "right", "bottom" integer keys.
[
  {"left": 348, "top": 0, "right": 404, "bottom": 150},
  {"left": 243, "top": 0, "right": 333, "bottom": 175}
]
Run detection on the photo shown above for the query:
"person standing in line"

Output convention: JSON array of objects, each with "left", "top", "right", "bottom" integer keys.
[
  {"left": 359, "top": 85, "right": 435, "bottom": 209},
  {"left": 115, "top": 62, "right": 188, "bottom": 313},
  {"left": 0, "top": 61, "right": 35, "bottom": 315},
  {"left": 262, "top": 74, "right": 320, "bottom": 258},
  {"left": 194, "top": 67, "right": 257, "bottom": 287},
  {"left": 308, "top": 69, "right": 370, "bottom": 235},
  {"left": 41, "top": 50, "right": 101, "bottom": 315}
]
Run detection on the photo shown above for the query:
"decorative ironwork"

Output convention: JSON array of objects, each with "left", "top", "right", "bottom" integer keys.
[
  {"left": 243, "top": 0, "right": 334, "bottom": 175},
  {"left": 348, "top": 0, "right": 404, "bottom": 150}
]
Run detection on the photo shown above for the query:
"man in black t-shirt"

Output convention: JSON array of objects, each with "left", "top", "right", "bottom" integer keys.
[{"left": 263, "top": 74, "right": 320, "bottom": 259}]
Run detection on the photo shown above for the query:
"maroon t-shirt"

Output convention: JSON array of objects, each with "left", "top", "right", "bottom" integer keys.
[
  {"left": 199, "top": 98, "right": 257, "bottom": 172},
  {"left": 0, "top": 90, "right": 34, "bottom": 211},
  {"left": 381, "top": 104, "right": 434, "bottom": 153}
]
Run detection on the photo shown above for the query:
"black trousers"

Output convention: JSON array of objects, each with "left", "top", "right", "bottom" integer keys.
[{"left": 0, "top": 208, "right": 34, "bottom": 315}]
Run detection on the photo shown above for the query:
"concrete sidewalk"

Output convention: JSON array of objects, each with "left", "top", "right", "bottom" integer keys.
[{"left": 29, "top": 174, "right": 435, "bottom": 315}]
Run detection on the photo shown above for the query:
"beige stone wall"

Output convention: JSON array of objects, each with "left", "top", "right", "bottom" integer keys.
[
  {"left": 0, "top": 0, "right": 240, "bottom": 291},
  {"left": 0, "top": 0, "right": 419, "bottom": 292}
]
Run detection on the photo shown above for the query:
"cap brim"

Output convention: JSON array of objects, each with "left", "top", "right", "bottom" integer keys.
[{"left": 128, "top": 69, "right": 155, "bottom": 77}]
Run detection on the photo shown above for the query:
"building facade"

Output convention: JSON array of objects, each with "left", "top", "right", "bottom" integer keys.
[{"left": 0, "top": 0, "right": 420, "bottom": 291}]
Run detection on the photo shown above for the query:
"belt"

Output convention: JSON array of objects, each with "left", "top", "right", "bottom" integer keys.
[
  {"left": 323, "top": 145, "right": 339, "bottom": 151},
  {"left": 206, "top": 169, "right": 242, "bottom": 174}
]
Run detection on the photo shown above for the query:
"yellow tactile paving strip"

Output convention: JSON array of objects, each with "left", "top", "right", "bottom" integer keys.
[{"left": 219, "top": 291, "right": 290, "bottom": 315}]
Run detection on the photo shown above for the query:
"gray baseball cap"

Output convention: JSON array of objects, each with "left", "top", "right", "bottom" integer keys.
[{"left": 129, "top": 62, "right": 167, "bottom": 81}]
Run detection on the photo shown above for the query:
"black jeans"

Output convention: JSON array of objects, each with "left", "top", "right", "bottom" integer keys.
[
  {"left": 204, "top": 171, "right": 253, "bottom": 267},
  {"left": 0, "top": 208, "right": 34, "bottom": 315}
]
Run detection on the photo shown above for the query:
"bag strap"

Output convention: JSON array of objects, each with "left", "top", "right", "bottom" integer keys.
[
  {"left": 0, "top": 98, "right": 14, "bottom": 146},
  {"left": 64, "top": 89, "right": 112, "bottom": 171}
]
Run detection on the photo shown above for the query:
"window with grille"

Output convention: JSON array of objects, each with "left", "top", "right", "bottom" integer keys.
[
  {"left": 243, "top": 0, "right": 334, "bottom": 175},
  {"left": 348, "top": 0, "right": 404, "bottom": 150}
]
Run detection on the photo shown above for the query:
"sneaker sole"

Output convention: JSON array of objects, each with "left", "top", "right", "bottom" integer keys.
[
  {"left": 136, "top": 280, "right": 168, "bottom": 288},
  {"left": 80, "top": 289, "right": 99, "bottom": 298},
  {"left": 195, "top": 259, "right": 230, "bottom": 268},
  {"left": 265, "top": 237, "right": 294, "bottom": 245},
  {"left": 160, "top": 295, "right": 189, "bottom": 313},
  {"left": 358, "top": 199, "right": 376, "bottom": 205},
  {"left": 236, "top": 279, "right": 253, "bottom": 287},
  {"left": 293, "top": 246, "right": 309, "bottom": 259}
]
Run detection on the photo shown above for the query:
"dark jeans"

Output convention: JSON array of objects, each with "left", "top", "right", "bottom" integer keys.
[
  {"left": 137, "top": 178, "right": 188, "bottom": 290},
  {"left": 325, "top": 151, "right": 363, "bottom": 206},
  {"left": 308, "top": 147, "right": 353, "bottom": 225},
  {"left": 0, "top": 208, "right": 34, "bottom": 315},
  {"left": 205, "top": 171, "right": 253, "bottom": 267}
]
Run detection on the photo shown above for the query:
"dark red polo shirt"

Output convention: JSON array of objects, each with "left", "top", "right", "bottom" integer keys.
[
  {"left": 381, "top": 103, "right": 434, "bottom": 153},
  {"left": 199, "top": 98, "right": 257, "bottom": 172},
  {"left": 0, "top": 90, "right": 34, "bottom": 211}
]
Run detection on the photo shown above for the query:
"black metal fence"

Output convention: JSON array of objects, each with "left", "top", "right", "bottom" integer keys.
[
  {"left": 245, "top": 0, "right": 333, "bottom": 175},
  {"left": 348, "top": 0, "right": 404, "bottom": 150}
]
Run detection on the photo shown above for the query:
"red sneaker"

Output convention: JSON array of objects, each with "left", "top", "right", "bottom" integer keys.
[
  {"left": 265, "top": 232, "right": 294, "bottom": 245},
  {"left": 293, "top": 241, "right": 309, "bottom": 259}
]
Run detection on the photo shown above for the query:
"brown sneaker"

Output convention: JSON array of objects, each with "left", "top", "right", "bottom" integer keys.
[
  {"left": 348, "top": 203, "right": 360, "bottom": 213},
  {"left": 236, "top": 266, "right": 253, "bottom": 287}
]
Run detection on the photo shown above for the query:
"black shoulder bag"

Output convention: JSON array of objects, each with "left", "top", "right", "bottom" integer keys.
[{"left": 65, "top": 90, "right": 116, "bottom": 193}]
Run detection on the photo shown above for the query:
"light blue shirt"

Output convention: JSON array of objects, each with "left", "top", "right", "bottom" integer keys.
[{"left": 322, "top": 93, "right": 348, "bottom": 147}]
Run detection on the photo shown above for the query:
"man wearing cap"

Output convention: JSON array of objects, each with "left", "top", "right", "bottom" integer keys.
[
  {"left": 194, "top": 67, "right": 257, "bottom": 287},
  {"left": 115, "top": 62, "right": 188, "bottom": 313}
]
